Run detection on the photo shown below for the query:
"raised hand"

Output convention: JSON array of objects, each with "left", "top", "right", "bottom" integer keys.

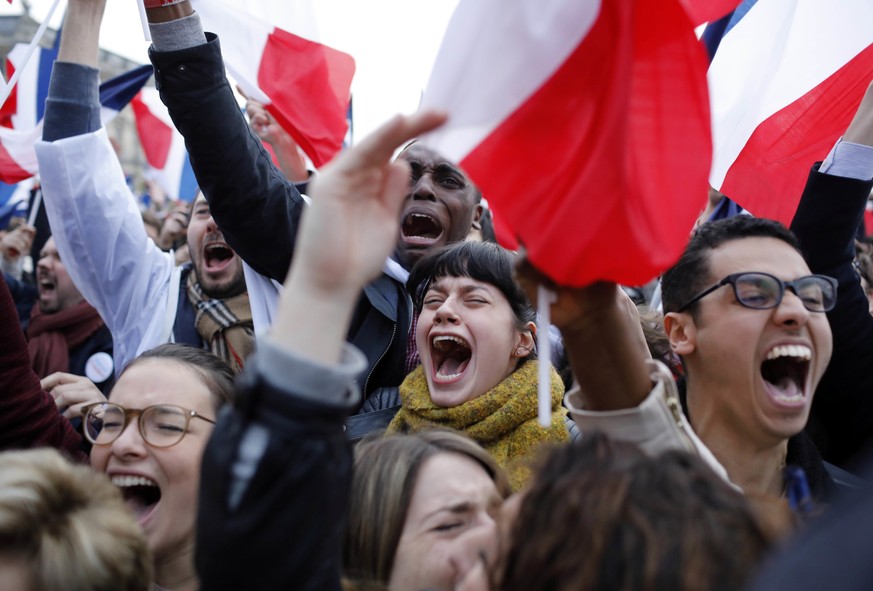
[{"left": 273, "top": 110, "right": 447, "bottom": 363}]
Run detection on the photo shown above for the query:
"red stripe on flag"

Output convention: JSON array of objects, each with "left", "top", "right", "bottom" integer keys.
[
  {"left": 0, "top": 60, "right": 18, "bottom": 129},
  {"left": 131, "top": 93, "right": 172, "bottom": 169},
  {"left": 723, "top": 44, "right": 873, "bottom": 225},
  {"left": 0, "top": 142, "right": 33, "bottom": 184},
  {"left": 258, "top": 28, "right": 355, "bottom": 167},
  {"left": 679, "top": 0, "right": 741, "bottom": 27},
  {"left": 461, "top": 0, "right": 710, "bottom": 286}
]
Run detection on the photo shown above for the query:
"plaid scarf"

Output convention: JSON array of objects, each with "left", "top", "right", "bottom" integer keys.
[{"left": 186, "top": 273, "right": 254, "bottom": 373}]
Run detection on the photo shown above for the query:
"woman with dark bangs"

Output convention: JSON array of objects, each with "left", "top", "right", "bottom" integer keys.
[{"left": 362, "top": 240, "right": 574, "bottom": 488}]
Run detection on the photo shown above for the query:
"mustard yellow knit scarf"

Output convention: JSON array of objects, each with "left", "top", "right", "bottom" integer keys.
[{"left": 388, "top": 360, "right": 569, "bottom": 489}]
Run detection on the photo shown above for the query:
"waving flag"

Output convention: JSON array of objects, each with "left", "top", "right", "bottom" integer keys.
[
  {"left": 0, "top": 46, "right": 153, "bottom": 184},
  {"left": 708, "top": 0, "right": 873, "bottom": 225},
  {"left": 191, "top": 0, "right": 355, "bottom": 168},
  {"left": 131, "top": 87, "right": 198, "bottom": 203},
  {"left": 420, "top": 0, "right": 711, "bottom": 287},
  {"left": 679, "top": 0, "right": 742, "bottom": 27}
]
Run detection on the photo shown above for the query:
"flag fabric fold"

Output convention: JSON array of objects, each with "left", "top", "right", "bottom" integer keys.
[
  {"left": 707, "top": 0, "right": 873, "bottom": 224},
  {"left": 420, "top": 0, "right": 712, "bottom": 287},
  {"left": 0, "top": 45, "right": 153, "bottom": 185},
  {"left": 131, "top": 87, "right": 199, "bottom": 203},
  {"left": 191, "top": 0, "right": 355, "bottom": 168}
]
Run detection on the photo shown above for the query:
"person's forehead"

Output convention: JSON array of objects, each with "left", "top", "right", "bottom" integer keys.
[
  {"left": 400, "top": 144, "right": 461, "bottom": 171},
  {"left": 114, "top": 360, "right": 212, "bottom": 411},
  {"left": 705, "top": 236, "right": 810, "bottom": 279}
]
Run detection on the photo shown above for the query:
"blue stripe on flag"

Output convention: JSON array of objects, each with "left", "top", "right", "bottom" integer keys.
[
  {"left": 178, "top": 153, "right": 199, "bottom": 203},
  {"left": 701, "top": 0, "right": 759, "bottom": 62},
  {"left": 99, "top": 65, "right": 153, "bottom": 112}
]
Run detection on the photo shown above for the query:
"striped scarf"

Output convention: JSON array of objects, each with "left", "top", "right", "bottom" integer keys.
[{"left": 186, "top": 273, "right": 254, "bottom": 373}]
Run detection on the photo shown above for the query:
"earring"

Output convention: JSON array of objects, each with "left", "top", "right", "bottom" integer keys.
[{"left": 515, "top": 346, "right": 528, "bottom": 356}]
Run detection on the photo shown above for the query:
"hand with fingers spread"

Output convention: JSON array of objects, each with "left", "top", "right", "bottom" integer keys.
[
  {"left": 41, "top": 371, "right": 107, "bottom": 420},
  {"left": 273, "top": 110, "right": 448, "bottom": 364}
]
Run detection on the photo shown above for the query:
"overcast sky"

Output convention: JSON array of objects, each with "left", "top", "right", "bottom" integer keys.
[{"left": 1, "top": 0, "right": 460, "bottom": 140}]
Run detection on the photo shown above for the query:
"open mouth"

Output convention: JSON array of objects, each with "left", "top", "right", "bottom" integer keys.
[
  {"left": 760, "top": 344, "right": 811, "bottom": 405},
  {"left": 401, "top": 212, "right": 444, "bottom": 246},
  {"left": 203, "top": 243, "right": 234, "bottom": 272},
  {"left": 431, "top": 335, "right": 472, "bottom": 383},
  {"left": 112, "top": 475, "right": 161, "bottom": 522},
  {"left": 37, "top": 277, "right": 56, "bottom": 296}
]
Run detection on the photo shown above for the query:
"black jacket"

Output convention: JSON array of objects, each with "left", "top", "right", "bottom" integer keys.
[
  {"left": 149, "top": 36, "right": 411, "bottom": 409},
  {"left": 790, "top": 164, "right": 873, "bottom": 467}
]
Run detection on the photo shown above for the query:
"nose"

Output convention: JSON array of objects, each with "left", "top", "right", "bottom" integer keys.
[
  {"left": 205, "top": 214, "right": 218, "bottom": 234},
  {"left": 36, "top": 255, "right": 51, "bottom": 272},
  {"left": 773, "top": 288, "right": 810, "bottom": 327},
  {"left": 433, "top": 296, "right": 460, "bottom": 324},
  {"left": 110, "top": 419, "right": 147, "bottom": 458},
  {"left": 449, "top": 514, "right": 499, "bottom": 585},
  {"left": 411, "top": 173, "right": 437, "bottom": 202}
]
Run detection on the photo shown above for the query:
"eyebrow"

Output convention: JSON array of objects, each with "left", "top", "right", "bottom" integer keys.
[
  {"left": 408, "top": 161, "right": 466, "bottom": 179},
  {"left": 426, "top": 282, "right": 492, "bottom": 297},
  {"left": 423, "top": 501, "right": 474, "bottom": 521}
]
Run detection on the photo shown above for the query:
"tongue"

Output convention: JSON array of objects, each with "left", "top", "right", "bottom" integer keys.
[
  {"left": 437, "top": 356, "right": 469, "bottom": 378},
  {"left": 769, "top": 376, "right": 801, "bottom": 400}
]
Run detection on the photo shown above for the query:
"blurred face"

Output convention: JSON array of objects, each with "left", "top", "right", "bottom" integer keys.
[
  {"left": 417, "top": 276, "right": 534, "bottom": 407},
  {"left": 396, "top": 145, "right": 482, "bottom": 268},
  {"left": 36, "top": 237, "right": 84, "bottom": 314},
  {"left": 673, "top": 237, "right": 832, "bottom": 445},
  {"left": 389, "top": 453, "right": 501, "bottom": 591},
  {"left": 186, "top": 196, "right": 245, "bottom": 299},
  {"left": 89, "top": 359, "right": 216, "bottom": 562}
]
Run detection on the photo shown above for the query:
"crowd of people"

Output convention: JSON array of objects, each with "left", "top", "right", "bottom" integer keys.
[{"left": 2, "top": 0, "right": 873, "bottom": 589}]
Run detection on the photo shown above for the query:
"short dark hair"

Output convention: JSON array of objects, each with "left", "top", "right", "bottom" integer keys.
[
  {"left": 500, "top": 432, "right": 773, "bottom": 591},
  {"left": 124, "top": 343, "right": 234, "bottom": 411},
  {"left": 407, "top": 241, "right": 535, "bottom": 331},
  {"left": 661, "top": 216, "right": 802, "bottom": 316}
]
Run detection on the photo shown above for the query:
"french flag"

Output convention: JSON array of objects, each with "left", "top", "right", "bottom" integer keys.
[
  {"left": 707, "top": 0, "right": 873, "bottom": 225},
  {"left": 131, "top": 87, "right": 199, "bottom": 203},
  {"left": 420, "top": 0, "right": 712, "bottom": 287},
  {"left": 0, "top": 37, "right": 152, "bottom": 184},
  {"left": 191, "top": 0, "right": 355, "bottom": 168}
]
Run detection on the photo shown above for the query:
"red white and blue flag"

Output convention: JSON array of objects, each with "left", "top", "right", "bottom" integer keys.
[
  {"left": 0, "top": 35, "right": 152, "bottom": 184},
  {"left": 420, "top": 0, "right": 712, "bottom": 287},
  {"left": 191, "top": 0, "right": 355, "bottom": 168},
  {"left": 707, "top": 0, "right": 873, "bottom": 225},
  {"left": 131, "top": 87, "right": 199, "bottom": 203}
]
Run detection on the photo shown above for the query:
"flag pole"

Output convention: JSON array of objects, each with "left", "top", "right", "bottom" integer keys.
[
  {"left": 136, "top": 0, "right": 152, "bottom": 42},
  {"left": 537, "top": 284, "right": 556, "bottom": 427},
  {"left": 0, "top": 0, "right": 63, "bottom": 108}
]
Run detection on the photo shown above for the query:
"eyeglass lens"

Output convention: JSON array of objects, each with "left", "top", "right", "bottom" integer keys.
[
  {"left": 734, "top": 273, "right": 833, "bottom": 311},
  {"left": 85, "top": 404, "right": 190, "bottom": 447}
]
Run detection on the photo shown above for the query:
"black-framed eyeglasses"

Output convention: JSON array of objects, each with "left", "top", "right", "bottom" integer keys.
[
  {"left": 677, "top": 272, "right": 837, "bottom": 313},
  {"left": 82, "top": 402, "right": 216, "bottom": 448}
]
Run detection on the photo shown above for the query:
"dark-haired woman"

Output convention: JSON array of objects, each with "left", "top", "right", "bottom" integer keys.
[{"left": 361, "top": 240, "right": 573, "bottom": 488}]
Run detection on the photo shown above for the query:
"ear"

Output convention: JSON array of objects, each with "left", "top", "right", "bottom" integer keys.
[
  {"left": 664, "top": 312, "right": 696, "bottom": 356},
  {"left": 513, "top": 321, "right": 536, "bottom": 357},
  {"left": 472, "top": 203, "right": 484, "bottom": 227}
]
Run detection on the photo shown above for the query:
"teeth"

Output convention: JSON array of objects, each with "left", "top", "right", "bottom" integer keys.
[
  {"left": 432, "top": 335, "right": 470, "bottom": 350},
  {"left": 766, "top": 345, "right": 812, "bottom": 361},
  {"left": 111, "top": 475, "right": 158, "bottom": 488}
]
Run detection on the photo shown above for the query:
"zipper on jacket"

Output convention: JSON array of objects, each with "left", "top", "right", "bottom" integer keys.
[
  {"left": 363, "top": 322, "right": 397, "bottom": 399},
  {"left": 665, "top": 391, "right": 697, "bottom": 452}
]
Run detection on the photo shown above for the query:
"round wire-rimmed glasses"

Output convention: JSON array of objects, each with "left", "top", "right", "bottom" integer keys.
[{"left": 82, "top": 402, "right": 216, "bottom": 448}]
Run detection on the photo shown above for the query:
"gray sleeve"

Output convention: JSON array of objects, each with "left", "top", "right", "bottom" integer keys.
[
  {"left": 42, "top": 62, "right": 101, "bottom": 142},
  {"left": 149, "top": 13, "right": 207, "bottom": 52}
]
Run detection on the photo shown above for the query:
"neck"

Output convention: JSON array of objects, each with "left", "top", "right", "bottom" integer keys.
[
  {"left": 688, "top": 389, "right": 787, "bottom": 497},
  {"left": 153, "top": 547, "right": 199, "bottom": 591}
]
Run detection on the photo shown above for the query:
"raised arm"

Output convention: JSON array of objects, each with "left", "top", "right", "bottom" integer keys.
[
  {"left": 790, "top": 80, "right": 873, "bottom": 466},
  {"left": 145, "top": 2, "right": 306, "bottom": 282},
  {"left": 196, "top": 111, "right": 445, "bottom": 590},
  {"left": 34, "top": 0, "right": 177, "bottom": 372}
]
